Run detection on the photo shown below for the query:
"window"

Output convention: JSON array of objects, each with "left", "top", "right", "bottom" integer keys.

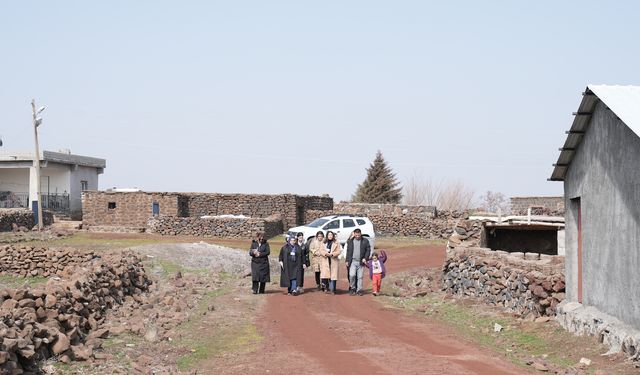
[
  {"left": 308, "top": 218, "right": 329, "bottom": 228},
  {"left": 152, "top": 202, "right": 160, "bottom": 216},
  {"left": 108, "top": 202, "right": 116, "bottom": 210},
  {"left": 80, "top": 180, "right": 89, "bottom": 191},
  {"left": 322, "top": 220, "right": 340, "bottom": 230},
  {"left": 343, "top": 219, "right": 356, "bottom": 228},
  {"left": 356, "top": 219, "right": 366, "bottom": 225}
]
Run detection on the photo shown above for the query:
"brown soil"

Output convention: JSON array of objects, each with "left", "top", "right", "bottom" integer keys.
[{"left": 208, "top": 244, "right": 527, "bottom": 375}]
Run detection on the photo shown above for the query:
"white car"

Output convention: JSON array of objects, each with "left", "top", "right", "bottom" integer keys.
[{"left": 286, "top": 215, "right": 376, "bottom": 249}]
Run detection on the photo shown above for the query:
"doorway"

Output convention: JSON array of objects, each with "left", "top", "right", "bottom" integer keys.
[{"left": 571, "top": 197, "right": 583, "bottom": 303}]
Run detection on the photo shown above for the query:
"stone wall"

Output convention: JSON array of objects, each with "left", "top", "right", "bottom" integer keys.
[
  {"left": 83, "top": 191, "right": 333, "bottom": 234},
  {"left": 82, "top": 191, "right": 180, "bottom": 229},
  {"left": 442, "top": 247, "right": 565, "bottom": 318},
  {"left": 306, "top": 203, "right": 476, "bottom": 239},
  {"left": 147, "top": 216, "right": 284, "bottom": 239},
  {"left": 0, "top": 209, "right": 54, "bottom": 232},
  {"left": 556, "top": 301, "right": 640, "bottom": 360},
  {"left": 333, "top": 202, "right": 437, "bottom": 218},
  {"left": 0, "top": 245, "right": 98, "bottom": 277},
  {"left": 510, "top": 196, "right": 565, "bottom": 215},
  {"left": 0, "top": 248, "right": 151, "bottom": 373}
]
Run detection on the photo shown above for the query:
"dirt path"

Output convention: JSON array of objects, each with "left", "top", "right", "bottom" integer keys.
[{"left": 240, "top": 245, "right": 528, "bottom": 375}]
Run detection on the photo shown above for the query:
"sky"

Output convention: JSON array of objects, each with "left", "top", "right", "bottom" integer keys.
[{"left": 1, "top": 1, "right": 639, "bottom": 202}]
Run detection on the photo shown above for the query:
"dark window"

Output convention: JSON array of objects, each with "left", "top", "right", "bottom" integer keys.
[
  {"left": 323, "top": 220, "right": 340, "bottom": 230},
  {"left": 343, "top": 219, "right": 356, "bottom": 228},
  {"left": 356, "top": 219, "right": 366, "bottom": 225},
  {"left": 108, "top": 202, "right": 116, "bottom": 210},
  {"left": 152, "top": 202, "right": 160, "bottom": 216},
  {"left": 80, "top": 180, "right": 88, "bottom": 191}
]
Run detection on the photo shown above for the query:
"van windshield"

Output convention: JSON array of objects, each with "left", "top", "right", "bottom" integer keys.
[{"left": 307, "top": 218, "right": 329, "bottom": 228}]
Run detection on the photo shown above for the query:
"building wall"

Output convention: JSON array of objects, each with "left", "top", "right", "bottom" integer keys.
[
  {"left": 564, "top": 100, "right": 640, "bottom": 329},
  {"left": 510, "top": 196, "right": 564, "bottom": 215},
  {"left": 0, "top": 168, "right": 30, "bottom": 192},
  {"left": 82, "top": 191, "right": 180, "bottom": 228},
  {"left": 82, "top": 191, "right": 333, "bottom": 233},
  {"left": 69, "top": 166, "right": 101, "bottom": 220}
]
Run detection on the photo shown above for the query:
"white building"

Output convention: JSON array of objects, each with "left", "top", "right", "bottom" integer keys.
[{"left": 0, "top": 150, "right": 106, "bottom": 220}]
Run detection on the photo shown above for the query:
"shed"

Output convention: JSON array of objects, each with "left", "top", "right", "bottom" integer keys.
[{"left": 550, "top": 84, "right": 640, "bottom": 330}]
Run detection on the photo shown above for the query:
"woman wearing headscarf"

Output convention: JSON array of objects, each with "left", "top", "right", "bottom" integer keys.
[
  {"left": 319, "top": 231, "right": 342, "bottom": 294},
  {"left": 279, "top": 235, "right": 303, "bottom": 295},
  {"left": 249, "top": 232, "right": 270, "bottom": 294}
]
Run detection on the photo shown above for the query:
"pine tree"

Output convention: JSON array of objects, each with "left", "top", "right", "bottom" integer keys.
[{"left": 352, "top": 151, "right": 403, "bottom": 204}]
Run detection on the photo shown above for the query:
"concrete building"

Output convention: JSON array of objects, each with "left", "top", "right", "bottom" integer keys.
[
  {"left": 550, "top": 85, "right": 640, "bottom": 330},
  {"left": 0, "top": 150, "right": 106, "bottom": 220}
]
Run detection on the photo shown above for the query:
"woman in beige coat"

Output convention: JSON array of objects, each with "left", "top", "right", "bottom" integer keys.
[
  {"left": 309, "top": 231, "right": 325, "bottom": 290},
  {"left": 319, "top": 231, "right": 342, "bottom": 294}
]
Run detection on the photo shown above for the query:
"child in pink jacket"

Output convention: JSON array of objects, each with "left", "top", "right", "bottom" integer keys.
[{"left": 365, "top": 250, "right": 387, "bottom": 296}]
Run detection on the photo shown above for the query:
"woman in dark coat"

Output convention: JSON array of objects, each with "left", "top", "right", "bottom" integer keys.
[
  {"left": 249, "top": 232, "right": 270, "bottom": 294},
  {"left": 279, "top": 235, "right": 303, "bottom": 295}
]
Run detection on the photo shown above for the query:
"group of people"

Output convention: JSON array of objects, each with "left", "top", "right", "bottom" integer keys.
[{"left": 249, "top": 229, "right": 388, "bottom": 296}]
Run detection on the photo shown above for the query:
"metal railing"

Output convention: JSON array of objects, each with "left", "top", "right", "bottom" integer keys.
[{"left": 0, "top": 191, "right": 70, "bottom": 215}]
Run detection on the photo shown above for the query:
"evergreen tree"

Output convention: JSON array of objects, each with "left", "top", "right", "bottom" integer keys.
[{"left": 352, "top": 151, "right": 403, "bottom": 203}]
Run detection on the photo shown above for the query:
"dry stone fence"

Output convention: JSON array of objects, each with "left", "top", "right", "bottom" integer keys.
[
  {"left": 510, "top": 196, "right": 564, "bottom": 216},
  {"left": 82, "top": 191, "right": 331, "bottom": 238},
  {"left": 443, "top": 247, "right": 565, "bottom": 318},
  {"left": 0, "top": 209, "right": 54, "bottom": 232},
  {"left": 0, "top": 244, "right": 151, "bottom": 373}
]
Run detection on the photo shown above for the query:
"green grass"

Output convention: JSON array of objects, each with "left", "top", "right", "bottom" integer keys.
[
  {"left": 0, "top": 274, "right": 48, "bottom": 288},
  {"left": 174, "top": 277, "right": 261, "bottom": 371}
]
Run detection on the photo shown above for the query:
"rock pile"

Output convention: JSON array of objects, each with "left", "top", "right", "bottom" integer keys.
[
  {"left": 147, "top": 216, "right": 283, "bottom": 239},
  {"left": 0, "top": 245, "right": 98, "bottom": 278},
  {"left": 0, "top": 252, "right": 151, "bottom": 374},
  {"left": 443, "top": 247, "right": 565, "bottom": 318},
  {"left": 0, "top": 209, "right": 54, "bottom": 232}
]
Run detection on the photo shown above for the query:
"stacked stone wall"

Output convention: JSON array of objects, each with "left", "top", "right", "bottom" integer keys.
[
  {"left": 442, "top": 247, "right": 565, "bottom": 318},
  {"left": 0, "top": 209, "right": 54, "bottom": 232},
  {"left": 305, "top": 203, "right": 477, "bottom": 239},
  {"left": 82, "top": 192, "right": 180, "bottom": 229},
  {"left": 147, "top": 216, "right": 284, "bottom": 239},
  {"left": 510, "top": 196, "right": 565, "bottom": 215},
  {"left": 0, "top": 245, "right": 97, "bottom": 277},
  {"left": 83, "top": 191, "right": 333, "bottom": 233},
  {"left": 0, "top": 248, "right": 151, "bottom": 373}
]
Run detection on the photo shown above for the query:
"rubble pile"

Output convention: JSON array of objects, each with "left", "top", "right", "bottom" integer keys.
[
  {"left": 0, "top": 252, "right": 151, "bottom": 374},
  {"left": 0, "top": 245, "right": 98, "bottom": 278}
]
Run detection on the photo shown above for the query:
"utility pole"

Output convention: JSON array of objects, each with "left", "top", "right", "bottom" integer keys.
[{"left": 31, "top": 99, "right": 45, "bottom": 231}]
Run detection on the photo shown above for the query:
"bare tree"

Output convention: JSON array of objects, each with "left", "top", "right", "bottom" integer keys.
[
  {"left": 478, "top": 191, "right": 510, "bottom": 213},
  {"left": 403, "top": 174, "right": 475, "bottom": 211}
]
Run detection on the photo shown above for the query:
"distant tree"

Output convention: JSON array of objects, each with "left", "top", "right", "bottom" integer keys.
[
  {"left": 478, "top": 191, "right": 510, "bottom": 213},
  {"left": 403, "top": 172, "right": 475, "bottom": 211},
  {"left": 352, "top": 151, "right": 402, "bottom": 204}
]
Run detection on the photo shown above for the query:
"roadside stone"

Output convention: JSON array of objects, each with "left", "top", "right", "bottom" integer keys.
[{"left": 52, "top": 333, "right": 71, "bottom": 355}]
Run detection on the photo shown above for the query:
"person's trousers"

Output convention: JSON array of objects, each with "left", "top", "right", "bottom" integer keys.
[
  {"left": 288, "top": 279, "right": 298, "bottom": 293},
  {"left": 315, "top": 272, "right": 321, "bottom": 286},
  {"left": 252, "top": 281, "right": 266, "bottom": 294},
  {"left": 372, "top": 273, "right": 382, "bottom": 293},
  {"left": 299, "top": 268, "right": 305, "bottom": 287},
  {"left": 349, "top": 262, "right": 364, "bottom": 292},
  {"left": 321, "top": 279, "right": 336, "bottom": 292}
]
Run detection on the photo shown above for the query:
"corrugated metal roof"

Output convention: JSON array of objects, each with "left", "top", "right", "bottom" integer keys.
[{"left": 549, "top": 84, "right": 640, "bottom": 181}]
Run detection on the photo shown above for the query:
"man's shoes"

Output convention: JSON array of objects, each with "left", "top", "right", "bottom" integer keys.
[
  {"left": 292, "top": 290, "right": 299, "bottom": 296},
  {"left": 349, "top": 290, "right": 355, "bottom": 296},
  {"left": 331, "top": 291, "right": 336, "bottom": 295},
  {"left": 252, "top": 290, "right": 258, "bottom": 294},
  {"left": 357, "top": 291, "right": 364, "bottom": 296}
]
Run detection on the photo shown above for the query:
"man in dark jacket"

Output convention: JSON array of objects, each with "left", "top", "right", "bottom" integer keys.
[{"left": 345, "top": 229, "right": 371, "bottom": 296}]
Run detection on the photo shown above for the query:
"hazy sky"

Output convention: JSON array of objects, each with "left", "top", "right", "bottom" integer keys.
[{"left": 1, "top": 1, "right": 639, "bottom": 201}]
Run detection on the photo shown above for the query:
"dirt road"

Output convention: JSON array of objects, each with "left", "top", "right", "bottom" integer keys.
[{"left": 246, "top": 245, "right": 527, "bottom": 375}]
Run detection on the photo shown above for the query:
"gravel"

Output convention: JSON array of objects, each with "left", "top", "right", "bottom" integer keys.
[{"left": 130, "top": 241, "right": 281, "bottom": 277}]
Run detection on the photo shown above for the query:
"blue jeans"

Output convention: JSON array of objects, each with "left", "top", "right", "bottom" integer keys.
[
  {"left": 289, "top": 279, "right": 298, "bottom": 293},
  {"left": 328, "top": 280, "right": 336, "bottom": 292}
]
